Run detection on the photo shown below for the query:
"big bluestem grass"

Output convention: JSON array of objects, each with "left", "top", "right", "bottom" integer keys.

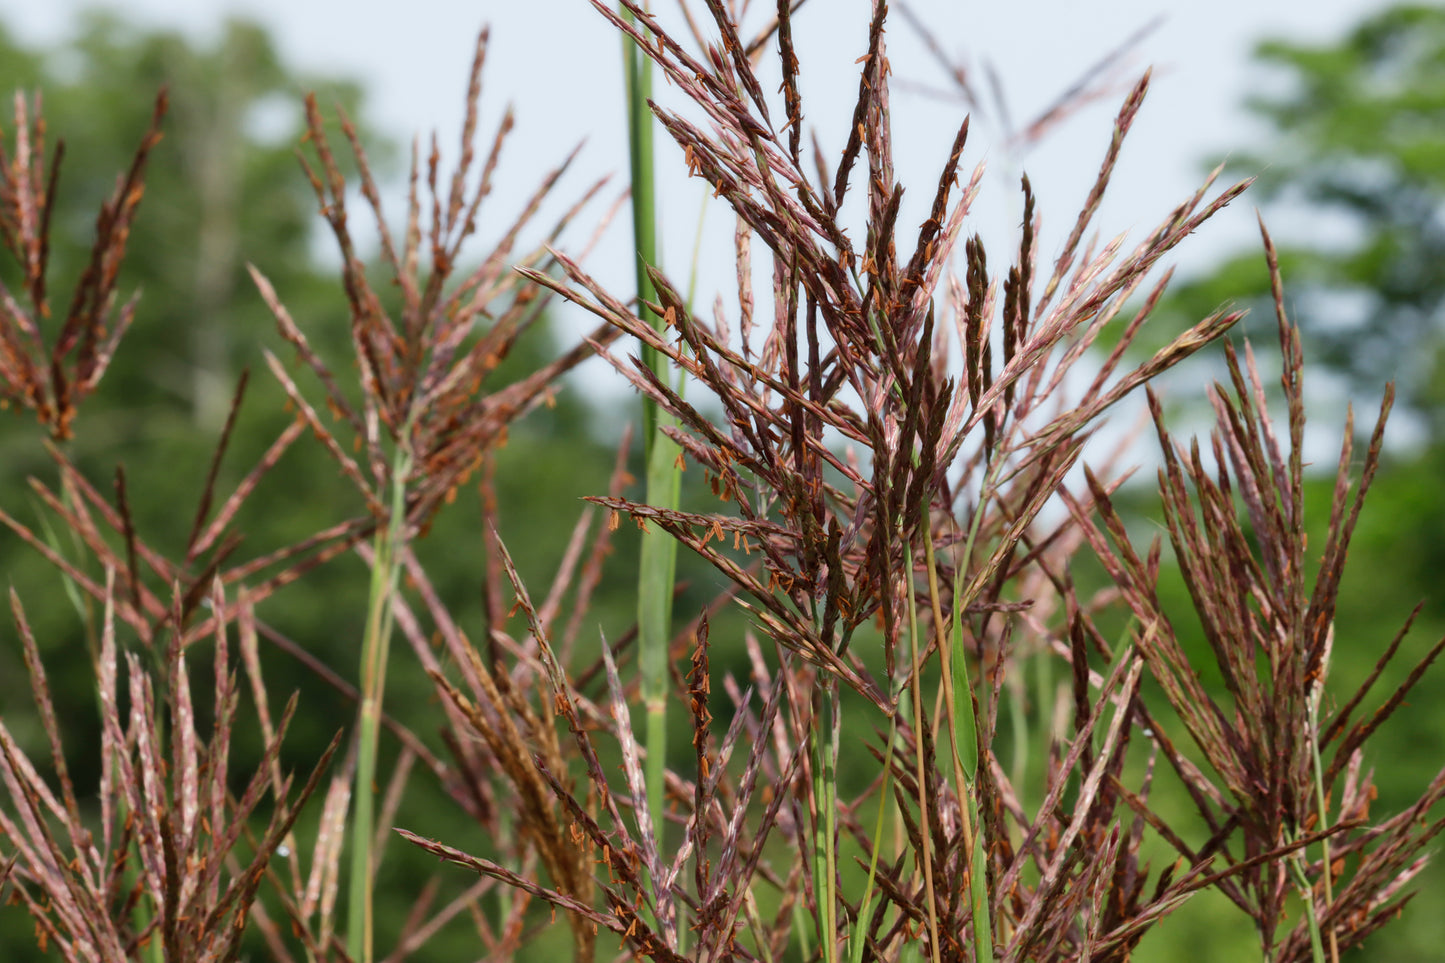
[
  {"left": 620, "top": 3, "right": 686, "bottom": 912},
  {"left": 0, "top": 3, "right": 1443, "bottom": 963}
]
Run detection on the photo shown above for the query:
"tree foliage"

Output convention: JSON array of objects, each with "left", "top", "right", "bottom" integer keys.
[
  {"left": 1126, "top": 8, "right": 1445, "bottom": 957},
  {"left": 0, "top": 15, "right": 631, "bottom": 960},
  {"left": 1157, "top": 5, "right": 1445, "bottom": 431}
]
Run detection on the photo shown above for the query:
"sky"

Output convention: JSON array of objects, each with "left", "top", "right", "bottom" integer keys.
[
  {"left": 3, "top": 0, "right": 1399, "bottom": 422},
  {"left": 10, "top": 0, "right": 1394, "bottom": 262}
]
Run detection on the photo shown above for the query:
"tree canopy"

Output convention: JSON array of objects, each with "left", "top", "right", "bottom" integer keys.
[
  {"left": 1157, "top": 4, "right": 1445, "bottom": 433},
  {"left": 1125, "top": 7, "right": 1445, "bottom": 957},
  {"left": 0, "top": 16, "right": 634, "bottom": 959}
]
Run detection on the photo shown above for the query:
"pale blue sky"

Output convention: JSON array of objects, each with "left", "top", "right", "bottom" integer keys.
[
  {"left": 5, "top": 0, "right": 1397, "bottom": 421},
  {"left": 10, "top": 0, "right": 1391, "bottom": 271}
]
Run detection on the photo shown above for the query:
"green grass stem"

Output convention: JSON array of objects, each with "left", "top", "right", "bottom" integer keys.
[
  {"left": 849, "top": 697, "right": 902, "bottom": 963},
  {"left": 905, "top": 534, "right": 944, "bottom": 963},
  {"left": 1305, "top": 640, "right": 1340, "bottom": 963},
  {"left": 620, "top": 0, "right": 683, "bottom": 938},
  {"left": 939, "top": 455, "right": 1005, "bottom": 961},
  {"left": 810, "top": 679, "right": 841, "bottom": 963},
  {"left": 346, "top": 431, "right": 413, "bottom": 963},
  {"left": 926, "top": 523, "right": 994, "bottom": 963}
]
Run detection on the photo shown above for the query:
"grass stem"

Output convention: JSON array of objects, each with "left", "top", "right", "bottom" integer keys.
[
  {"left": 1308, "top": 628, "right": 1340, "bottom": 963},
  {"left": 810, "top": 679, "right": 842, "bottom": 963},
  {"left": 620, "top": 0, "right": 682, "bottom": 939},
  {"left": 905, "top": 535, "right": 943, "bottom": 963},
  {"left": 346, "top": 432, "right": 414, "bottom": 963},
  {"left": 925, "top": 523, "right": 994, "bottom": 962}
]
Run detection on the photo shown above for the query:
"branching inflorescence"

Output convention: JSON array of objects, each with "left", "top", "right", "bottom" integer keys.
[{"left": 0, "top": 4, "right": 1441, "bottom": 963}]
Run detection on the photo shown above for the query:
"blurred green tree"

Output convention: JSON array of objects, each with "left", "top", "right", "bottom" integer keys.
[
  {"left": 0, "top": 9, "right": 632, "bottom": 667},
  {"left": 1124, "top": 6, "right": 1445, "bottom": 959},
  {"left": 1143, "top": 1, "right": 1445, "bottom": 696},
  {"left": 0, "top": 11, "right": 379, "bottom": 429},
  {"left": 0, "top": 12, "right": 636, "bottom": 960},
  {"left": 1156, "top": 4, "right": 1445, "bottom": 431}
]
